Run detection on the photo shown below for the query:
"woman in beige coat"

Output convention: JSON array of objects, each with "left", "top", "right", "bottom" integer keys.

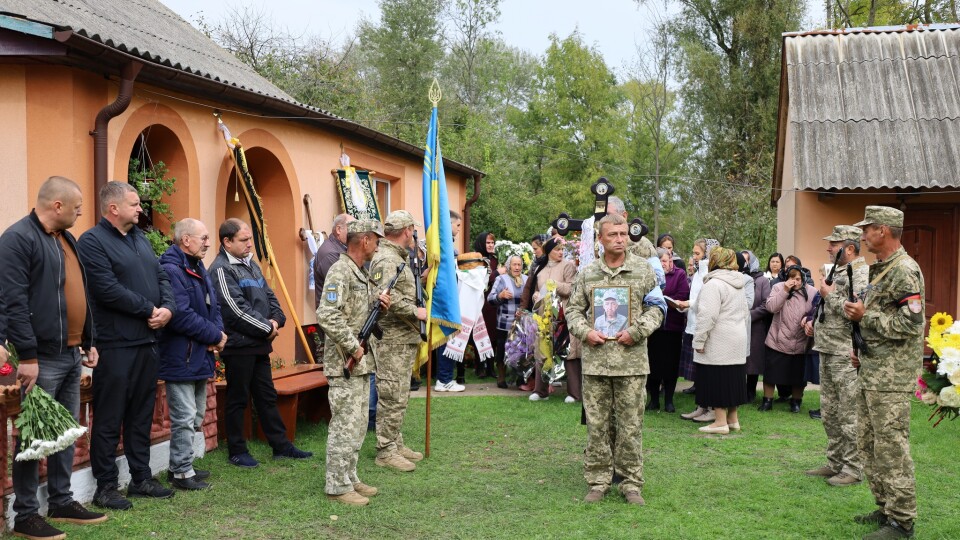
[{"left": 692, "top": 247, "right": 749, "bottom": 434}]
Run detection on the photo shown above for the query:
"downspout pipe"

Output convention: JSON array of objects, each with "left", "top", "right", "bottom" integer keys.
[
  {"left": 462, "top": 174, "right": 481, "bottom": 244},
  {"left": 91, "top": 61, "right": 142, "bottom": 210}
]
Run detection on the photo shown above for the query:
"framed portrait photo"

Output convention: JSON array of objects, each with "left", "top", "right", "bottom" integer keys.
[{"left": 593, "top": 286, "right": 631, "bottom": 338}]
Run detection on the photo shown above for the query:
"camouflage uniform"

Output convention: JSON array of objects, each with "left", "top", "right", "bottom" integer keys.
[
  {"left": 813, "top": 226, "right": 869, "bottom": 480},
  {"left": 566, "top": 252, "right": 664, "bottom": 496},
  {"left": 370, "top": 237, "right": 420, "bottom": 459},
  {"left": 853, "top": 207, "right": 925, "bottom": 527},
  {"left": 627, "top": 236, "right": 656, "bottom": 259},
  {"left": 316, "top": 232, "right": 381, "bottom": 496}
]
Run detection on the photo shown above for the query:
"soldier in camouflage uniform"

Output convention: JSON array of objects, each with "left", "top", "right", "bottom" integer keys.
[
  {"left": 804, "top": 225, "right": 868, "bottom": 487},
  {"left": 317, "top": 219, "right": 391, "bottom": 507},
  {"left": 843, "top": 206, "right": 924, "bottom": 539},
  {"left": 370, "top": 211, "right": 427, "bottom": 472},
  {"left": 566, "top": 214, "right": 664, "bottom": 506}
]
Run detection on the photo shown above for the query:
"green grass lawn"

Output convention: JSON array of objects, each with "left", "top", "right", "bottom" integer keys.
[{"left": 56, "top": 390, "right": 960, "bottom": 539}]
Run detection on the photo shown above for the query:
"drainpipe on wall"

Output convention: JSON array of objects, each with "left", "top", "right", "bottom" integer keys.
[
  {"left": 462, "top": 175, "right": 481, "bottom": 244},
  {"left": 91, "top": 61, "right": 142, "bottom": 211}
]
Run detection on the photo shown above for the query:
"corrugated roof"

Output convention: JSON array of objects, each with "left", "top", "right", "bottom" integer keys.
[
  {"left": 0, "top": 0, "right": 485, "bottom": 178},
  {"left": 778, "top": 24, "right": 960, "bottom": 192}
]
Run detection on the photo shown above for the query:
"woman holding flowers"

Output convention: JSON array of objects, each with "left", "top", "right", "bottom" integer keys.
[{"left": 488, "top": 255, "right": 528, "bottom": 389}]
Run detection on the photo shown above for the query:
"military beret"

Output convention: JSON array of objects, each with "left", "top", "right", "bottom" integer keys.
[
  {"left": 383, "top": 210, "right": 421, "bottom": 232},
  {"left": 853, "top": 206, "right": 903, "bottom": 228},
  {"left": 347, "top": 219, "right": 384, "bottom": 237},
  {"left": 822, "top": 225, "right": 862, "bottom": 242}
]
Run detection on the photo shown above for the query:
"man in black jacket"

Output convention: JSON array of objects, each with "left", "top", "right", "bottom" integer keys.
[
  {"left": 0, "top": 176, "right": 107, "bottom": 539},
  {"left": 77, "top": 181, "right": 177, "bottom": 511},
  {"left": 210, "top": 218, "right": 312, "bottom": 468}
]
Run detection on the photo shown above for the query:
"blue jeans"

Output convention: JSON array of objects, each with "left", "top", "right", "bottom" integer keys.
[
  {"left": 437, "top": 345, "right": 455, "bottom": 384},
  {"left": 13, "top": 348, "right": 81, "bottom": 521},
  {"left": 165, "top": 380, "right": 207, "bottom": 476},
  {"left": 369, "top": 375, "right": 378, "bottom": 419}
]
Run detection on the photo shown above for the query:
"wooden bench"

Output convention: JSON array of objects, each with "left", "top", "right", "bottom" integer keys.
[{"left": 214, "top": 364, "right": 330, "bottom": 443}]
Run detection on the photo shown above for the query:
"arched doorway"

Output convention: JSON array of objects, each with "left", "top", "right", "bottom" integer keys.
[
  {"left": 128, "top": 125, "right": 190, "bottom": 244},
  {"left": 221, "top": 145, "right": 299, "bottom": 366}
]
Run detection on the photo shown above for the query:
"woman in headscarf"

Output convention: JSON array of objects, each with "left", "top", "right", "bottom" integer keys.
[
  {"left": 742, "top": 250, "right": 771, "bottom": 402},
  {"left": 487, "top": 255, "right": 527, "bottom": 389},
  {"left": 472, "top": 231, "right": 501, "bottom": 378},
  {"left": 759, "top": 264, "right": 816, "bottom": 412},
  {"left": 646, "top": 247, "right": 690, "bottom": 412},
  {"left": 520, "top": 236, "right": 577, "bottom": 401},
  {"left": 656, "top": 233, "right": 675, "bottom": 251},
  {"left": 691, "top": 247, "right": 749, "bottom": 434},
  {"left": 677, "top": 238, "right": 717, "bottom": 422}
]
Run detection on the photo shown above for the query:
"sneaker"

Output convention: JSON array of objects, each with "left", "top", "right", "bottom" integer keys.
[
  {"left": 229, "top": 452, "right": 259, "bottom": 468},
  {"left": 854, "top": 510, "right": 888, "bottom": 525},
  {"left": 681, "top": 385, "right": 696, "bottom": 394},
  {"left": 13, "top": 514, "right": 65, "bottom": 540},
  {"left": 47, "top": 500, "right": 108, "bottom": 524},
  {"left": 327, "top": 490, "right": 369, "bottom": 506},
  {"left": 170, "top": 475, "right": 212, "bottom": 491},
  {"left": 564, "top": 396, "right": 577, "bottom": 404},
  {"left": 435, "top": 380, "right": 465, "bottom": 392},
  {"left": 273, "top": 445, "right": 313, "bottom": 460},
  {"left": 167, "top": 469, "right": 211, "bottom": 482},
  {"left": 127, "top": 478, "right": 175, "bottom": 499},
  {"left": 863, "top": 520, "right": 914, "bottom": 539},
  {"left": 375, "top": 453, "right": 416, "bottom": 472},
  {"left": 623, "top": 490, "right": 646, "bottom": 506},
  {"left": 399, "top": 446, "right": 424, "bottom": 462},
  {"left": 584, "top": 487, "right": 606, "bottom": 502},
  {"left": 681, "top": 406, "right": 706, "bottom": 420},
  {"left": 809, "top": 409, "right": 822, "bottom": 419},
  {"left": 693, "top": 409, "right": 716, "bottom": 423},
  {"left": 826, "top": 472, "right": 862, "bottom": 487},
  {"left": 529, "top": 393, "right": 548, "bottom": 401},
  {"left": 93, "top": 485, "right": 133, "bottom": 510},
  {"left": 353, "top": 482, "right": 379, "bottom": 497},
  {"left": 805, "top": 465, "right": 838, "bottom": 477}
]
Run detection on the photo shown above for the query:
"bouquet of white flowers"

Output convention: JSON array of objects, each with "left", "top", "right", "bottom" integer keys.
[{"left": 4, "top": 344, "right": 87, "bottom": 461}]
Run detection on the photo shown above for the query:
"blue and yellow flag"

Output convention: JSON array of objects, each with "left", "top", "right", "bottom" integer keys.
[{"left": 421, "top": 105, "right": 461, "bottom": 352}]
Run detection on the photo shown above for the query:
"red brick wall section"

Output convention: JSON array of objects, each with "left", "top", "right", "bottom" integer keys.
[{"left": 203, "top": 381, "right": 219, "bottom": 452}]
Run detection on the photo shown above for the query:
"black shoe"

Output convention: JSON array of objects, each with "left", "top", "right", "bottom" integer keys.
[
  {"left": 809, "top": 409, "right": 822, "bottom": 419},
  {"left": 273, "top": 445, "right": 313, "bottom": 459},
  {"left": 229, "top": 452, "right": 260, "bottom": 468},
  {"left": 664, "top": 402, "right": 676, "bottom": 413},
  {"left": 758, "top": 397, "right": 774, "bottom": 412},
  {"left": 93, "top": 485, "right": 133, "bottom": 510},
  {"left": 167, "top": 469, "right": 210, "bottom": 482},
  {"left": 496, "top": 381, "right": 508, "bottom": 389},
  {"left": 47, "top": 500, "right": 108, "bottom": 524},
  {"left": 645, "top": 401, "right": 660, "bottom": 411},
  {"left": 13, "top": 514, "right": 65, "bottom": 539},
  {"left": 789, "top": 399, "right": 801, "bottom": 413},
  {"left": 455, "top": 377, "right": 465, "bottom": 385},
  {"left": 127, "top": 478, "right": 175, "bottom": 499},
  {"left": 410, "top": 378, "right": 421, "bottom": 391},
  {"left": 681, "top": 386, "right": 696, "bottom": 395},
  {"left": 866, "top": 519, "right": 915, "bottom": 539},
  {"left": 170, "top": 475, "right": 212, "bottom": 491}
]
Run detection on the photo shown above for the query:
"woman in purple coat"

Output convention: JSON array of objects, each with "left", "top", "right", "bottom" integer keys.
[{"left": 646, "top": 248, "right": 691, "bottom": 412}]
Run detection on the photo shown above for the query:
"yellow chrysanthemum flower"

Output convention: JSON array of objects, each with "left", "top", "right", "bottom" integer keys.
[
  {"left": 930, "top": 312, "right": 953, "bottom": 336},
  {"left": 942, "top": 333, "right": 960, "bottom": 351},
  {"left": 927, "top": 334, "right": 945, "bottom": 357}
]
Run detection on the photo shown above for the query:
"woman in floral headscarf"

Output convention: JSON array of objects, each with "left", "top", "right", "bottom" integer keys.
[{"left": 691, "top": 247, "right": 750, "bottom": 434}]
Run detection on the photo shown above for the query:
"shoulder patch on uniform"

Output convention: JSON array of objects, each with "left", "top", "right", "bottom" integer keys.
[
  {"left": 373, "top": 269, "right": 383, "bottom": 282},
  {"left": 898, "top": 293, "right": 923, "bottom": 314},
  {"left": 326, "top": 285, "right": 339, "bottom": 304}
]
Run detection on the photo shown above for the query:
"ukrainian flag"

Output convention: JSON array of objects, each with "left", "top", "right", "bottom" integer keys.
[{"left": 421, "top": 104, "right": 461, "bottom": 351}]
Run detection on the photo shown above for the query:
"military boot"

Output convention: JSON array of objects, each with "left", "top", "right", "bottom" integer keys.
[{"left": 862, "top": 519, "right": 914, "bottom": 539}]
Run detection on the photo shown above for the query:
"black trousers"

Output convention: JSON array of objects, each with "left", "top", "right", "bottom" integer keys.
[
  {"left": 91, "top": 344, "right": 159, "bottom": 487},
  {"left": 222, "top": 354, "right": 291, "bottom": 456}
]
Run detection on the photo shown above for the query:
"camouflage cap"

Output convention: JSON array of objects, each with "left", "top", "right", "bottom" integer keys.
[
  {"left": 347, "top": 219, "right": 385, "bottom": 237},
  {"left": 602, "top": 290, "right": 619, "bottom": 302},
  {"left": 383, "top": 210, "right": 421, "bottom": 232},
  {"left": 822, "top": 225, "right": 862, "bottom": 242},
  {"left": 853, "top": 205, "right": 903, "bottom": 228}
]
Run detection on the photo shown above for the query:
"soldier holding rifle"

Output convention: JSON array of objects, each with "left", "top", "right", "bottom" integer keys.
[
  {"left": 369, "top": 211, "right": 427, "bottom": 473},
  {"left": 317, "top": 219, "right": 391, "bottom": 506}
]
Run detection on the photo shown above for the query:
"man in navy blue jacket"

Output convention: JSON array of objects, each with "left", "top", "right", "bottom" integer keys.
[
  {"left": 158, "top": 218, "right": 226, "bottom": 491},
  {"left": 0, "top": 177, "right": 107, "bottom": 539},
  {"left": 210, "top": 218, "right": 312, "bottom": 468},
  {"left": 78, "top": 181, "right": 177, "bottom": 511}
]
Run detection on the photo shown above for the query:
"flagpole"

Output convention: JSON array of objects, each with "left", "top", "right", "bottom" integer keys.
[
  {"left": 423, "top": 79, "right": 443, "bottom": 459},
  {"left": 216, "top": 113, "right": 316, "bottom": 365}
]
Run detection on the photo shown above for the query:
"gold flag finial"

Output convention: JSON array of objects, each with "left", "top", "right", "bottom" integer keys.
[{"left": 429, "top": 79, "right": 442, "bottom": 106}]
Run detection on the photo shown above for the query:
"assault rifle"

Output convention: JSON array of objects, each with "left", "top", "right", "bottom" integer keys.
[
  {"left": 344, "top": 263, "right": 406, "bottom": 379},
  {"left": 411, "top": 230, "right": 427, "bottom": 342},
  {"left": 847, "top": 264, "right": 868, "bottom": 356},
  {"left": 815, "top": 248, "right": 845, "bottom": 323}
]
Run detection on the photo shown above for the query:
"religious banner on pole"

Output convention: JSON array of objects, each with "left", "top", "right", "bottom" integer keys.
[{"left": 334, "top": 152, "right": 382, "bottom": 220}]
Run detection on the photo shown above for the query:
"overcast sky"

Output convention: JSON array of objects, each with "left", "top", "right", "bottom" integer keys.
[{"left": 159, "top": 0, "right": 681, "bottom": 77}]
